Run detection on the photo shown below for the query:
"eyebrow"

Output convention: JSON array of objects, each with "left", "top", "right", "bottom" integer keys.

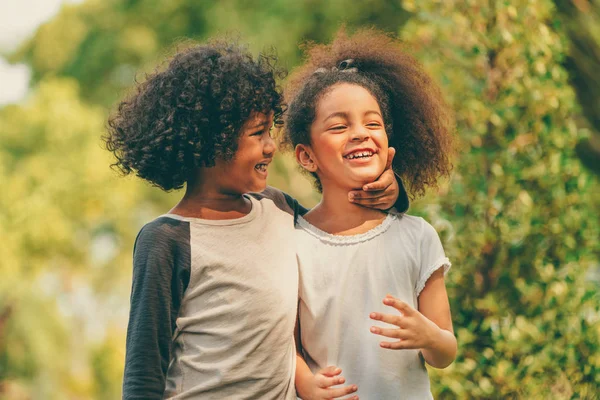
[
  {"left": 247, "top": 121, "right": 269, "bottom": 130},
  {"left": 364, "top": 110, "right": 383, "bottom": 118},
  {"left": 323, "top": 110, "right": 382, "bottom": 122}
]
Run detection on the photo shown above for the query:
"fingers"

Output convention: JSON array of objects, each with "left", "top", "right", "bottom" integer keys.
[
  {"left": 349, "top": 189, "right": 386, "bottom": 200},
  {"left": 361, "top": 168, "right": 395, "bottom": 192},
  {"left": 369, "top": 325, "right": 409, "bottom": 340},
  {"left": 361, "top": 181, "right": 388, "bottom": 192},
  {"left": 383, "top": 295, "right": 413, "bottom": 315},
  {"left": 349, "top": 192, "right": 391, "bottom": 208},
  {"left": 369, "top": 312, "right": 403, "bottom": 327},
  {"left": 379, "top": 340, "right": 414, "bottom": 350},
  {"left": 325, "top": 383, "right": 358, "bottom": 399},
  {"left": 349, "top": 194, "right": 394, "bottom": 210},
  {"left": 385, "top": 147, "right": 396, "bottom": 170},
  {"left": 316, "top": 373, "right": 346, "bottom": 388},
  {"left": 319, "top": 365, "right": 342, "bottom": 377},
  {"left": 314, "top": 369, "right": 358, "bottom": 399}
]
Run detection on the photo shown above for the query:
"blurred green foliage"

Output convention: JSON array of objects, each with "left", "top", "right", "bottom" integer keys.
[
  {"left": 401, "top": 0, "right": 600, "bottom": 397},
  {"left": 0, "top": 0, "right": 598, "bottom": 398}
]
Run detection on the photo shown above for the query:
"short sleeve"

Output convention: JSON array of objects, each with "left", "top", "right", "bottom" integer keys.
[{"left": 415, "top": 218, "right": 451, "bottom": 297}]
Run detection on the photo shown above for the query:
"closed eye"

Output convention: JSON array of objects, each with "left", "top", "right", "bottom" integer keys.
[
  {"left": 250, "top": 128, "right": 271, "bottom": 137},
  {"left": 328, "top": 125, "right": 347, "bottom": 131}
]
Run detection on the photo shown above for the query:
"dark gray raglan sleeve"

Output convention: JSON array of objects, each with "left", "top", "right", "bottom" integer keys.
[
  {"left": 392, "top": 172, "right": 410, "bottom": 213},
  {"left": 122, "top": 217, "right": 191, "bottom": 400},
  {"left": 251, "top": 186, "right": 308, "bottom": 223}
]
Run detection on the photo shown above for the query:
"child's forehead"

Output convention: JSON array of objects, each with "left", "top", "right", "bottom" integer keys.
[
  {"left": 317, "top": 84, "right": 380, "bottom": 112},
  {"left": 322, "top": 82, "right": 373, "bottom": 98}
]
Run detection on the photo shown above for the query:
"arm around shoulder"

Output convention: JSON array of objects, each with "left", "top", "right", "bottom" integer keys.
[{"left": 254, "top": 186, "right": 309, "bottom": 217}]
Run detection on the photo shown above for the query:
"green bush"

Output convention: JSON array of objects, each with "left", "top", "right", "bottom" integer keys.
[{"left": 401, "top": 1, "right": 600, "bottom": 397}]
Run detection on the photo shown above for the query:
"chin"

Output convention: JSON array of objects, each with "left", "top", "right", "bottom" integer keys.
[{"left": 348, "top": 169, "right": 385, "bottom": 187}]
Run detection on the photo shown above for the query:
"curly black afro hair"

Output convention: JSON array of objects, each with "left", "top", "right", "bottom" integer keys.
[
  {"left": 282, "top": 28, "right": 455, "bottom": 197},
  {"left": 104, "top": 40, "right": 285, "bottom": 191}
]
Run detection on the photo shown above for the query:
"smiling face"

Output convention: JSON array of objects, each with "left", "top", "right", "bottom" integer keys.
[
  {"left": 295, "top": 83, "right": 388, "bottom": 191},
  {"left": 210, "top": 111, "right": 276, "bottom": 194}
]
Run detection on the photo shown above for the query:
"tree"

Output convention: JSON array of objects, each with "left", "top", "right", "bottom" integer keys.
[
  {"left": 401, "top": 0, "right": 600, "bottom": 397},
  {"left": 0, "top": 77, "right": 154, "bottom": 398}
]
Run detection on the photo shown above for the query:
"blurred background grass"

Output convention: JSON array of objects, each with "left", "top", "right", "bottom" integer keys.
[{"left": 0, "top": 0, "right": 599, "bottom": 399}]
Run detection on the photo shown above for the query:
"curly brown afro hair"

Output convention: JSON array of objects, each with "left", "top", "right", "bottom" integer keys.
[
  {"left": 282, "top": 28, "right": 455, "bottom": 197},
  {"left": 104, "top": 40, "right": 285, "bottom": 191}
]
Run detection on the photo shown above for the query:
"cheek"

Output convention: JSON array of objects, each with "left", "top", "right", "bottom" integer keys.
[
  {"left": 378, "top": 130, "right": 389, "bottom": 146},
  {"left": 221, "top": 154, "right": 252, "bottom": 178},
  {"left": 233, "top": 143, "right": 262, "bottom": 165},
  {"left": 313, "top": 137, "right": 342, "bottom": 161},
  {"left": 376, "top": 133, "right": 389, "bottom": 157}
]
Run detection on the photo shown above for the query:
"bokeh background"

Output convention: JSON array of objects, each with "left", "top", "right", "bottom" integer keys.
[{"left": 1, "top": 0, "right": 599, "bottom": 398}]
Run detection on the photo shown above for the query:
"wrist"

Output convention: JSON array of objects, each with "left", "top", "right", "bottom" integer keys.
[
  {"left": 295, "top": 370, "right": 315, "bottom": 397},
  {"left": 423, "top": 319, "right": 444, "bottom": 351},
  {"left": 420, "top": 325, "right": 457, "bottom": 369}
]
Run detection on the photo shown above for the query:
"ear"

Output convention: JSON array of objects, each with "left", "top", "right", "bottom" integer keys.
[
  {"left": 385, "top": 147, "right": 396, "bottom": 171},
  {"left": 295, "top": 144, "right": 318, "bottom": 172}
]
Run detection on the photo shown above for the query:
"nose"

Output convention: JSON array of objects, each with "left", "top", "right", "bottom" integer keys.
[
  {"left": 263, "top": 133, "right": 276, "bottom": 157},
  {"left": 350, "top": 127, "right": 370, "bottom": 142}
]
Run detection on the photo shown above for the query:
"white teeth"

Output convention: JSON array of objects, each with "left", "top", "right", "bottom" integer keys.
[
  {"left": 255, "top": 164, "right": 267, "bottom": 172},
  {"left": 345, "top": 151, "right": 374, "bottom": 159}
]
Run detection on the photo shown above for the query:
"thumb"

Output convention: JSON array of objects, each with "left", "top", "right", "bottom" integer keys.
[
  {"left": 319, "top": 365, "right": 342, "bottom": 377},
  {"left": 385, "top": 147, "right": 396, "bottom": 170}
]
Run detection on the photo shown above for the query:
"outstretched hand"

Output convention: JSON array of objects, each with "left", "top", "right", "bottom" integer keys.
[
  {"left": 348, "top": 147, "right": 398, "bottom": 210},
  {"left": 297, "top": 365, "right": 359, "bottom": 400},
  {"left": 369, "top": 294, "right": 440, "bottom": 350}
]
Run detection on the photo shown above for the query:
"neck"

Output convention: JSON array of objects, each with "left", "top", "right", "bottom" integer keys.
[
  {"left": 307, "top": 181, "right": 386, "bottom": 234},
  {"left": 170, "top": 171, "right": 251, "bottom": 219}
]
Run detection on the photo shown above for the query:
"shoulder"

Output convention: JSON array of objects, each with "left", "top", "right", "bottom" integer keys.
[
  {"left": 131, "top": 217, "right": 192, "bottom": 285},
  {"left": 417, "top": 217, "right": 439, "bottom": 238},
  {"left": 391, "top": 214, "right": 425, "bottom": 234},
  {"left": 395, "top": 214, "right": 437, "bottom": 234},
  {"left": 249, "top": 186, "right": 296, "bottom": 216},
  {"left": 390, "top": 214, "right": 444, "bottom": 247},
  {"left": 134, "top": 216, "right": 191, "bottom": 256},
  {"left": 137, "top": 216, "right": 189, "bottom": 241}
]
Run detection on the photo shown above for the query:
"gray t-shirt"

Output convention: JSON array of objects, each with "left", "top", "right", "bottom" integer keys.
[
  {"left": 123, "top": 189, "right": 300, "bottom": 399},
  {"left": 296, "top": 213, "right": 451, "bottom": 399}
]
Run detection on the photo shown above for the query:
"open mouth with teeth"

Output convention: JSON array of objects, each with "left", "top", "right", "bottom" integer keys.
[
  {"left": 255, "top": 163, "right": 268, "bottom": 173},
  {"left": 344, "top": 150, "right": 375, "bottom": 160}
]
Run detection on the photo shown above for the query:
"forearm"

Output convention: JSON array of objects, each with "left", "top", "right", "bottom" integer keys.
[
  {"left": 295, "top": 353, "right": 315, "bottom": 398},
  {"left": 421, "top": 328, "right": 457, "bottom": 369}
]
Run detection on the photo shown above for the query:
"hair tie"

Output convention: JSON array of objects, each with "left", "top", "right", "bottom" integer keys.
[
  {"left": 314, "top": 59, "right": 358, "bottom": 74},
  {"left": 338, "top": 59, "right": 357, "bottom": 72}
]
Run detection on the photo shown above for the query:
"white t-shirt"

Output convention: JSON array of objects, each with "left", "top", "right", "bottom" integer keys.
[{"left": 296, "top": 213, "right": 451, "bottom": 400}]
